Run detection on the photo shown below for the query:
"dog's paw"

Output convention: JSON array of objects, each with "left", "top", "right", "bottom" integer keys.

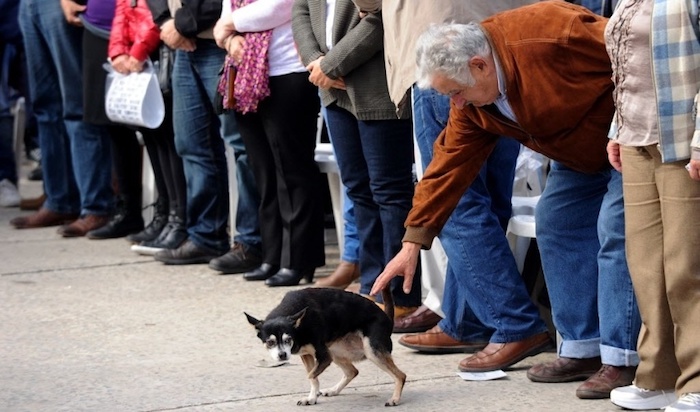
[
  {"left": 321, "top": 388, "right": 339, "bottom": 396},
  {"left": 297, "top": 397, "right": 317, "bottom": 406},
  {"left": 385, "top": 397, "right": 400, "bottom": 407}
]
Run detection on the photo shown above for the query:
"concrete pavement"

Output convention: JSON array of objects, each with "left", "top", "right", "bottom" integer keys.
[{"left": 0, "top": 176, "right": 621, "bottom": 412}]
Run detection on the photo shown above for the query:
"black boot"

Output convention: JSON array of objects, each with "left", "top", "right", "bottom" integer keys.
[
  {"left": 87, "top": 199, "right": 144, "bottom": 240},
  {"left": 143, "top": 212, "right": 187, "bottom": 249},
  {"left": 126, "top": 198, "right": 168, "bottom": 243}
]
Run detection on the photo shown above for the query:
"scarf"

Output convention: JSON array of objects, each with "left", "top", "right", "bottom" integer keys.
[{"left": 216, "top": 0, "right": 273, "bottom": 114}]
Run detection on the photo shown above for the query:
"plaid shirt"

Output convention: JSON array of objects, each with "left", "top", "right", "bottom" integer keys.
[{"left": 650, "top": 0, "right": 700, "bottom": 162}]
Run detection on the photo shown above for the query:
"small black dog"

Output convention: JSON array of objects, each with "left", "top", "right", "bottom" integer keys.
[{"left": 245, "top": 287, "right": 406, "bottom": 406}]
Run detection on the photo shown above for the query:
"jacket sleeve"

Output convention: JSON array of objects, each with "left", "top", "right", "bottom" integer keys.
[
  {"left": 291, "top": 0, "right": 324, "bottom": 67},
  {"left": 146, "top": 0, "right": 171, "bottom": 27},
  {"left": 129, "top": 1, "right": 162, "bottom": 61},
  {"left": 173, "top": 0, "right": 222, "bottom": 37},
  {"left": 403, "top": 105, "right": 499, "bottom": 248},
  {"left": 108, "top": 0, "right": 131, "bottom": 60},
  {"left": 320, "top": 8, "right": 383, "bottom": 79}
]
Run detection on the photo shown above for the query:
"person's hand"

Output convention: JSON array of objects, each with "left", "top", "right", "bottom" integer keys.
[
  {"left": 110, "top": 55, "right": 130, "bottom": 74},
  {"left": 306, "top": 58, "right": 346, "bottom": 90},
  {"left": 214, "top": 14, "right": 236, "bottom": 49},
  {"left": 224, "top": 35, "right": 245, "bottom": 62},
  {"left": 60, "top": 0, "right": 85, "bottom": 26},
  {"left": 160, "top": 20, "right": 196, "bottom": 52},
  {"left": 126, "top": 56, "right": 145, "bottom": 73},
  {"left": 607, "top": 140, "right": 622, "bottom": 172},
  {"left": 370, "top": 242, "right": 421, "bottom": 296},
  {"left": 688, "top": 159, "right": 700, "bottom": 181}
]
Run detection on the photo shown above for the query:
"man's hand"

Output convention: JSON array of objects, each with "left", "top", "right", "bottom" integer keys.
[
  {"left": 607, "top": 140, "right": 622, "bottom": 172},
  {"left": 214, "top": 14, "right": 237, "bottom": 49},
  {"left": 306, "top": 57, "right": 346, "bottom": 90},
  {"left": 60, "top": 0, "right": 85, "bottom": 26},
  {"left": 160, "top": 20, "right": 196, "bottom": 52},
  {"left": 370, "top": 242, "right": 421, "bottom": 296}
]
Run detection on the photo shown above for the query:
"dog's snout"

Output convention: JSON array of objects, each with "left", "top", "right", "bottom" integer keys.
[{"left": 278, "top": 351, "right": 288, "bottom": 361}]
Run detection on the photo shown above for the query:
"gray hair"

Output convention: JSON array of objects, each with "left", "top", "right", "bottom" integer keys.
[{"left": 415, "top": 22, "right": 492, "bottom": 89}]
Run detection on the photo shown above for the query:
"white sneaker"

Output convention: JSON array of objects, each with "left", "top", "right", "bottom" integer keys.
[
  {"left": 611, "top": 384, "right": 677, "bottom": 410},
  {"left": 666, "top": 393, "right": 700, "bottom": 411},
  {"left": 0, "top": 179, "right": 20, "bottom": 207}
]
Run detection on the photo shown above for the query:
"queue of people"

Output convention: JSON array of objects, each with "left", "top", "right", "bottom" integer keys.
[{"left": 3, "top": 0, "right": 699, "bottom": 410}]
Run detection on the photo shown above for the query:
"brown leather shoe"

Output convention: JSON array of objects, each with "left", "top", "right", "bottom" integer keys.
[
  {"left": 527, "top": 356, "right": 602, "bottom": 383},
  {"left": 459, "top": 332, "right": 553, "bottom": 372},
  {"left": 19, "top": 193, "right": 47, "bottom": 211},
  {"left": 399, "top": 325, "right": 488, "bottom": 354},
  {"left": 575, "top": 365, "right": 636, "bottom": 399},
  {"left": 393, "top": 305, "right": 442, "bottom": 333},
  {"left": 10, "top": 207, "right": 78, "bottom": 229},
  {"left": 315, "top": 260, "right": 359, "bottom": 289},
  {"left": 57, "top": 214, "right": 110, "bottom": 237}
]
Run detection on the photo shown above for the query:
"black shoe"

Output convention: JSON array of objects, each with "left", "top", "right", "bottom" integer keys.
[
  {"left": 243, "top": 263, "right": 280, "bottom": 281},
  {"left": 265, "top": 268, "right": 315, "bottom": 287},
  {"left": 27, "top": 165, "right": 42, "bottom": 181},
  {"left": 87, "top": 211, "right": 144, "bottom": 240},
  {"left": 209, "top": 242, "right": 262, "bottom": 274},
  {"left": 126, "top": 211, "right": 167, "bottom": 244},
  {"left": 153, "top": 239, "right": 224, "bottom": 265}
]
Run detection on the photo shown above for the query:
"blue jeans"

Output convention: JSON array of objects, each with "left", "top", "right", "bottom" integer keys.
[
  {"left": 220, "top": 112, "right": 262, "bottom": 256},
  {"left": 325, "top": 104, "right": 420, "bottom": 307},
  {"left": 536, "top": 162, "right": 640, "bottom": 366},
  {"left": 19, "top": 0, "right": 112, "bottom": 215},
  {"left": 320, "top": 106, "right": 360, "bottom": 264},
  {"left": 412, "top": 85, "right": 548, "bottom": 342},
  {"left": 172, "top": 41, "right": 229, "bottom": 253}
]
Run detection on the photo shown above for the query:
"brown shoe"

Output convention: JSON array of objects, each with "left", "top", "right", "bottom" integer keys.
[
  {"left": 315, "top": 260, "right": 359, "bottom": 289},
  {"left": 10, "top": 207, "right": 78, "bottom": 229},
  {"left": 527, "top": 356, "right": 602, "bottom": 383},
  {"left": 57, "top": 214, "right": 110, "bottom": 237},
  {"left": 393, "top": 305, "right": 442, "bottom": 333},
  {"left": 459, "top": 332, "right": 553, "bottom": 372},
  {"left": 575, "top": 365, "right": 636, "bottom": 399},
  {"left": 399, "top": 325, "right": 488, "bottom": 354},
  {"left": 19, "top": 193, "right": 47, "bottom": 211}
]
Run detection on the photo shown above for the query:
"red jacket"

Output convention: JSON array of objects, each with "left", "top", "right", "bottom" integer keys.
[{"left": 108, "top": 0, "right": 161, "bottom": 62}]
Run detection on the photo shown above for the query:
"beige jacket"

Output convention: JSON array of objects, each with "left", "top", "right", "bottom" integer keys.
[{"left": 354, "top": 0, "right": 540, "bottom": 114}]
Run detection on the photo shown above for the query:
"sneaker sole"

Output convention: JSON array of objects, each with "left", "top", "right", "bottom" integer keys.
[{"left": 610, "top": 396, "right": 677, "bottom": 410}]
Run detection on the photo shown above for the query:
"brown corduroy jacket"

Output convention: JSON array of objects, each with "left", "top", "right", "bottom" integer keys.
[{"left": 403, "top": 1, "right": 614, "bottom": 248}]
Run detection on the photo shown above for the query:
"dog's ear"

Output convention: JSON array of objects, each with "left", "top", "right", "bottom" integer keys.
[
  {"left": 244, "top": 312, "right": 263, "bottom": 329},
  {"left": 289, "top": 307, "right": 308, "bottom": 328}
]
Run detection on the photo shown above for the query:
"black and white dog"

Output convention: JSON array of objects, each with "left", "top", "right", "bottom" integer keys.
[{"left": 245, "top": 287, "right": 406, "bottom": 406}]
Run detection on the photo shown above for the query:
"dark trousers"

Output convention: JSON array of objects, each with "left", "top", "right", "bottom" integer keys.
[{"left": 235, "top": 72, "right": 324, "bottom": 271}]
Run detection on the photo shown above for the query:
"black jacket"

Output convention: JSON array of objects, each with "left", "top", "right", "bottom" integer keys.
[{"left": 146, "top": 0, "right": 222, "bottom": 38}]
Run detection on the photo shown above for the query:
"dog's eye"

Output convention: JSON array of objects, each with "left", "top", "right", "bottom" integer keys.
[
  {"left": 265, "top": 339, "right": 276, "bottom": 348},
  {"left": 283, "top": 337, "right": 293, "bottom": 346}
]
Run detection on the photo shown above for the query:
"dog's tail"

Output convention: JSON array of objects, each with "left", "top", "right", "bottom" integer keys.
[{"left": 381, "top": 286, "right": 395, "bottom": 323}]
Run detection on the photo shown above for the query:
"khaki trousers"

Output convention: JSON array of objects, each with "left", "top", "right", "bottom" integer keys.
[{"left": 621, "top": 145, "right": 700, "bottom": 394}]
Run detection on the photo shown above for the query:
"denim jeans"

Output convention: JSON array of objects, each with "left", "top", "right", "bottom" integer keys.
[
  {"left": 536, "top": 162, "right": 640, "bottom": 366},
  {"left": 320, "top": 106, "right": 359, "bottom": 264},
  {"left": 412, "top": 86, "right": 548, "bottom": 342},
  {"left": 325, "top": 104, "right": 420, "bottom": 307},
  {"left": 172, "top": 41, "right": 229, "bottom": 253},
  {"left": 19, "top": 0, "right": 112, "bottom": 215},
  {"left": 220, "top": 112, "right": 262, "bottom": 256},
  {"left": 0, "top": 114, "right": 15, "bottom": 183}
]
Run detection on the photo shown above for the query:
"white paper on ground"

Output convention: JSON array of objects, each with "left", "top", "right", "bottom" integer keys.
[{"left": 457, "top": 370, "right": 508, "bottom": 381}]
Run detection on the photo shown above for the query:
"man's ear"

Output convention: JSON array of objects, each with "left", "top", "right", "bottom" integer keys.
[
  {"left": 289, "top": 307, "right": 308, "bottom": 328},
  {"left": 245, "top": 312, "right": 263, "bottom": 329},
  {"left": 469, "top": 56, "right": 488, "bottom": 72}
]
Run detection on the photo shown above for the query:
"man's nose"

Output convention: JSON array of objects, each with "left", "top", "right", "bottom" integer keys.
[{"left": 451, "top": 94, "right": 466, "bottom": 108}]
